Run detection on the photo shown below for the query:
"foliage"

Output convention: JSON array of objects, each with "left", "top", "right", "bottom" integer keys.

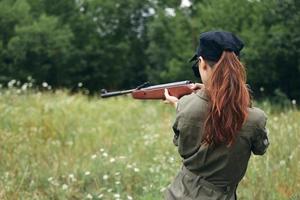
[
  {"left": 0, "top": 0, "right": 299, "bottom": 99},
  {"left": 7, "top": 14, "right": 73, "bottom": 85}
]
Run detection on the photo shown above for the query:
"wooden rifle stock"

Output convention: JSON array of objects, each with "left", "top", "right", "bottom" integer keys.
[{"left": 101, "top": 80, "right": 195, "bottom": 100}]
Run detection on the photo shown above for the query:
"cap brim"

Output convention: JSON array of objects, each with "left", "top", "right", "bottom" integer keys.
[{"left": 189, "top": 54, "right": 198, "bottom": 62}]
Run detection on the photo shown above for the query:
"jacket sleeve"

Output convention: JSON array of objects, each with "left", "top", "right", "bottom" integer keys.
[
  {"left": 172, "top": 100, "right": 182, "bottom": 146},
  {"left": 251, "top": 112, "right": 269, "bottom": 155}
]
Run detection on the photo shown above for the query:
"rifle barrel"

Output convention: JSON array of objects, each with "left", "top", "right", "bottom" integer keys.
[
  {"left": 143, "top": 80, "right": 192, "bottom": 90},
  {"left": 100, "top": 89, "right": 135, "bottom": 98}
]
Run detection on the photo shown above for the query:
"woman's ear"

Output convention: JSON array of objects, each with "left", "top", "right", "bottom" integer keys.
[{"left": 199, "top": 56, "right": 207, "bottom": 70}]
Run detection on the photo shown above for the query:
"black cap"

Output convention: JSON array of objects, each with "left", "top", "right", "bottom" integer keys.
[{"left": 190, "top": 31, "right": 244, "bottom": 62}]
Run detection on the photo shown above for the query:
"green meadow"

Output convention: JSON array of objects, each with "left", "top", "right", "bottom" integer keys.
[{"left": 0, "top": 89, "right": 299, "bottom": 200}]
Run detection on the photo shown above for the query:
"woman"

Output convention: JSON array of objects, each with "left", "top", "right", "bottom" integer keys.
[{"left": 164, "top": 31, "right": 269, "bottom": 200}]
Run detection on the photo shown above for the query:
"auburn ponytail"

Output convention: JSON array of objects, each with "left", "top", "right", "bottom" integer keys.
[{"left": 202, "top": 51, "right": 250, "bottom": 147}]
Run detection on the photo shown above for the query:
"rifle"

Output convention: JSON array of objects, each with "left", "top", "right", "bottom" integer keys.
[{"left": 100, "top": 80, "right": 195, "bottom": 100}]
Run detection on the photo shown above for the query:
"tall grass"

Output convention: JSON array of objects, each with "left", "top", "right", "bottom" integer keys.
[{"left": 0, "top": 89, "right": 299, "bottom": 199}]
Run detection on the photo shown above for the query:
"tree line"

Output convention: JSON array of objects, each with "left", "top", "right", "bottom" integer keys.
[{"left": 0, "top": 0, "right": 299, "bottom": 100}]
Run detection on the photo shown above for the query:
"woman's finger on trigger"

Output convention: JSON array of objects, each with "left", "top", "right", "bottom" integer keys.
[{"left": 190, "top": 83, "right": 195, "bottom": 89}]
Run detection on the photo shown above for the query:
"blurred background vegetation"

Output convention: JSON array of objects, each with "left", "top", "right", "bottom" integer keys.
[
  {"left": 0, "top": 0, "right": 299, "bottom": 100},
  {"left": 0, "top": 1, "right": 299, "bottom": 199}
]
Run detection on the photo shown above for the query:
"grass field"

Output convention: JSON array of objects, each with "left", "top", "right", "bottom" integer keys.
[{"left": 0, "top": 89, "right": 299, "bottom": 200}]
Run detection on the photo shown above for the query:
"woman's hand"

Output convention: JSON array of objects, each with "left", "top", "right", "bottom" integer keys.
[
  {"left": 164, "top": 89, "right": 178, "bottom": 108},
  {"left": 163, "top": 83, "right": 204, "bottom": 108},
  {"left": 190, "top": 83, "right": 204, "bottom": 91}
]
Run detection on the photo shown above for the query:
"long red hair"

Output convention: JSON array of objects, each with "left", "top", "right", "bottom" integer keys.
[{"left": 202, "top": 51, "right": 250, "bottom": 147}]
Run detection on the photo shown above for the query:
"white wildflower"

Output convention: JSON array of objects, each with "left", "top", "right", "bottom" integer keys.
[
  {"left": 91, "top": 154, "right": 97, "bottom": 159},
  {"left": 165, "top": 8, "right": 176, "bottom": 17},
  {"left": 260, "top": 87, "right": 264, "bottom": 92},
  {"left": 180, "top": 0, "right": 192, "bottom": 8},
  {"left": 78, "top": 82, "right": 83, "bottom": 87},
  {"left": 103, "top": 174, "right": 109, "bottom": 180},
  {"left": 98, "top": 194, "right": 103, "bottom": 199},
  {"left": 149, "top": 167, "right": 154, "bottom": 173},
  {"left": 8, "top": 79, "right": 16, "bottom": 88},
  {"left": 119, "top": 156, "right": 126, "bottom": 159},
  {"left": 110, "top": 158, "right": 115, "bottom": 163},
  {"left": 52, "top": 181, "right": 60, "bottom": 186},
  {"left": 68, "top": 174, "right": 76, "bottom": 182},
  {"left": 279, "top": 160, "right": 286, "bottom": 166},
  {"left": 102, "top": 152, "right": 108, "bottom": 157},
  {"left": 127, "top": 195, "right": 133, "bottom": 200},
  {"left": 114, "top": 193, "right": 120, "bottom": 198},
  {"left": 21, "top": 83, "right": 28, "bottom": 91},
  {"left": 126, "top": 164, "right": 132, "bottom": 169},
  {"left": 62, "top": 184, "right": 68, "bottom": 190},
  {"left": 134, "top": 168, "right": 140, "bottom": 172},
  {"left": 86, "top": 193, "right": 93, "bottom": 199},
  {"left": 42, "top": 82, "right": 48, "bottom": 87},
  {"left": 85, "top": 171, "right": 91, "bottom": 176},
  {"left": 292, "top": 99, "right": 296, "bottom": 105}
]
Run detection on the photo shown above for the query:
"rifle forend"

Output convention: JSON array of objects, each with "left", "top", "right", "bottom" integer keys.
[{"left": 100, "top": 80, "right": 195, "bottom": 100}]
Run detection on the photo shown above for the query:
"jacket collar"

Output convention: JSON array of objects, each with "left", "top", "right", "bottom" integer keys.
[{"left": 196, "top": 89, "right": 209, "bottom": 101}]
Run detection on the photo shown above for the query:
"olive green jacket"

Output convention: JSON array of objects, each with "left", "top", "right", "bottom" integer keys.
[{"left": 165, "top": 89, "right": 269, "bottom": 200}]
